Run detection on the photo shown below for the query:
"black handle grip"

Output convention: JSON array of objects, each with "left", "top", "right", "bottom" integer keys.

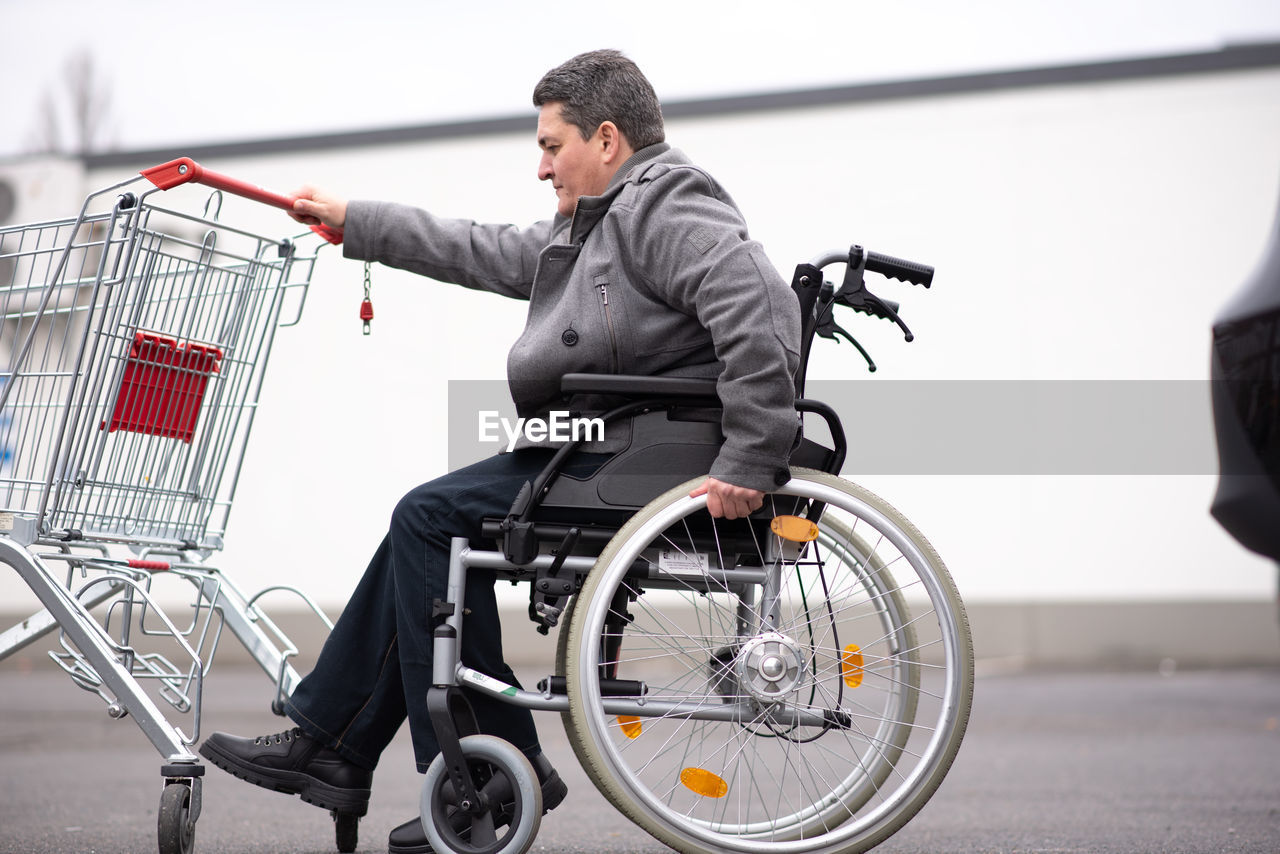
[
  {"left": 808, "top": 246, "right": 935, "bottom": 288},
  {"left": 864, "top": 251, "right": 934, "bottom": 288}
]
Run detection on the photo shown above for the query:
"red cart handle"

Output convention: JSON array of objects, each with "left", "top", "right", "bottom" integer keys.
[{"left": 141, "top": 157, "right": 344, "bottom": 245}]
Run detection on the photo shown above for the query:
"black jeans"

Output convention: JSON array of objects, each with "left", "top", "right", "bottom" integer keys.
[{"left": 285, "top": 449, "right": 599, "bottom": 773}]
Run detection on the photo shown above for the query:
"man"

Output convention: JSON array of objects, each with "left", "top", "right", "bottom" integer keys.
[{"left": 199, "top": 49, "right": 799, "bottom": 854}]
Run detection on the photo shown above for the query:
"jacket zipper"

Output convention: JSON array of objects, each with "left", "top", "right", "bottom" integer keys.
[{"left": 598, "top": 282, "right": 619, "bottom": 372}]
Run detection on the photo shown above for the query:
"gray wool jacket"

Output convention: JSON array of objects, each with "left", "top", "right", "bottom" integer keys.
[{"left": 342, "top": 143, "right": 800, "bottom": 491}]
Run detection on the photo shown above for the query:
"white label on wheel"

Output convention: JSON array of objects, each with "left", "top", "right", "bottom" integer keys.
[
  {"left": 658, "top": 549, "right": 709, "bottom": 574},
  {"left": 0, "top": 513, "right": 12, "bottom": 532}
]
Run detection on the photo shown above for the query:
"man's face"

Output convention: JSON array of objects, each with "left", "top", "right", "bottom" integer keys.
[{"left": 537, "top": 103, "right": 611, "bottom": 218}]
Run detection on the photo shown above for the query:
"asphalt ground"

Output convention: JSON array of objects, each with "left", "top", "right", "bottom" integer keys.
[{"left": 2, "top": 663, "right": 1279, "bottom": 854}]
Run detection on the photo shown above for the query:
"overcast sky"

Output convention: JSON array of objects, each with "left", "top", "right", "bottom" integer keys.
[{"left": 2, "top": 0, "right": 1279, "bottom": 158}]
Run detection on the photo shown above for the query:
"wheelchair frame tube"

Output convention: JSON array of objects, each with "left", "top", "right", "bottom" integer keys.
[
  {"left": 463, "top": 546, "right": 768, "bottom": 591},
  {"left": 443, "top": 536, "right": 836, "bottom": 730},
  {"left": 432, "top": 538, "right": 470, "bottom": 687},
  {"left": 457, "top": 663, "right": 842, "bottom": 729},
  {"left": 463, "top": 546, "right": 598, "bottom": 576}
]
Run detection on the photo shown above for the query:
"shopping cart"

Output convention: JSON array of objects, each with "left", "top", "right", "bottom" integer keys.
[{"left": 0, "top": 159, "right": 344, "bottom": 854}]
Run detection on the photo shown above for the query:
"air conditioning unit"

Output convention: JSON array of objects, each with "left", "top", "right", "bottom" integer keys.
[{"left": 0, "top": 157, "right": 85, "bottom": 227}]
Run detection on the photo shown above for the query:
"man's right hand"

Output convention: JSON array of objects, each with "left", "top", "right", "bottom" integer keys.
[
  {"left": 290, "top": 186, "right": 348, "bottom": 229},
  {"left": 689, "top": 477, "right": 765, "bottom": 520}
]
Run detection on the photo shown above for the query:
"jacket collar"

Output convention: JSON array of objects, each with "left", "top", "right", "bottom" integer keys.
[
  {"left": 569, "top": 142, "right": 672, "bottom": 244},
  {"left": 608, "top": 142, "right": 672, "bottom": 191}
]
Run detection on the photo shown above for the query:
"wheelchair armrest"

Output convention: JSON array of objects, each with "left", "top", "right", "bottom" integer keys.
[{"left": 560, "top": 373, "right": 720, "bottom": 402}]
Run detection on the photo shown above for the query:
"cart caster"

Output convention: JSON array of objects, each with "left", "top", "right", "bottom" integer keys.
[
  {"left": 420, "top": 735, "right": 541, "bottom": 854},
  {"left": 157, "top": 782, "right": 196, "bottom": 854},
  {"left": 332, "top": 810, "right": 359, "bottom": 853}
]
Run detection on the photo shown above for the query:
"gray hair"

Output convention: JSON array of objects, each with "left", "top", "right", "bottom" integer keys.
[{"left": 532, "top": 50, "right": 665, "bottom": 149}]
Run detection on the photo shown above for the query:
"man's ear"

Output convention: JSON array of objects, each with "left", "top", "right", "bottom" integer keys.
[{"left": 597, "top": 121, "right": 626, "bottom": 164}]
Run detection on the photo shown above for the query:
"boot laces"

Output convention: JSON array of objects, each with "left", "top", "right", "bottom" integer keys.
[{"left": 252, "top": 727, "right": 302, "bottom": 746}]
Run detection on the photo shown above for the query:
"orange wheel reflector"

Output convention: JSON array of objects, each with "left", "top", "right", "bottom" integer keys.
[
  {"left": 680, "top": 767, "right": 729, "bottom": 798},
  {"left": 770, "top": 515, "right": 819, "bottom": 543},
  {"left": 842, "top": 644, "right": 864, "bottom": 688},
  {"left": 617, "top": 715, "right": 642, "bottom": 739}
]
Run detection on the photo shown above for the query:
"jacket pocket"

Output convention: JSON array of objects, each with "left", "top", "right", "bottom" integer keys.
[{"left": 594, "top": 274, "right": 620, "bottom": 373}]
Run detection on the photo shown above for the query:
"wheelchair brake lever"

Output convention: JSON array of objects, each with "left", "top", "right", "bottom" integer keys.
[
  {"left": 530, "top": 527, "right": 580, "bottom": 634},
  {"left": 837, "top": 289, "right": 913, "bottom": 342},
  {"left": 832, "top": 324, "right": 877, "bottom": 373},
  {"left": 815, "top": 306, "right": 877, "bottom": 372},
  {"left": 839, "top": 291, "right": 901, "bottom": 321},
  {"left": 834, "top": 285, "right": 914, "bottom": 343},
  {"left": 545, "top": 527, "right": 580, "bottom": 578},
  {"left": 836, "top": 248, "right": 915, "bottom": 343}
]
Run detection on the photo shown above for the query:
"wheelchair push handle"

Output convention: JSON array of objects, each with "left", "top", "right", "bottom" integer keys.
[
  {"left": 863, "top": 248, "right": 934, "bottom": 288},
  {"left": 796, "top": 244, "right": 936, "bottom": 373},
  {"left": 139, "top": 157, "right": 345, "bottom": 245},
  {"left": 810, "top": 246, "right": 934, "bottom": 288}
]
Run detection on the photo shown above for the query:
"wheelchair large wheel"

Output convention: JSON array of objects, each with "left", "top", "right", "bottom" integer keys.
[
  {"left": 557, "top": 512, "right": 920, "bottom": 818},
  {"left": 563, "top": 469, "right": 972, "bottom": 854}
]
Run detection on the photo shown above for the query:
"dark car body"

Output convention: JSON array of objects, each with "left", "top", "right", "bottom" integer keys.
[{"left": 1210, "top": 190, "right": 1280, "bottom": 562}]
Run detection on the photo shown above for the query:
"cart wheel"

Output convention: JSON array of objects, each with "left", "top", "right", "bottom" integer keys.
[
  {"left": 420, "top": 735, "right": 541, "bottom": 854},
  {"left": 157, "top": 782, "right": 196, "bottom": 854},
  {"left": 332, "top": 810, "right": 359, "bottom": 853}
]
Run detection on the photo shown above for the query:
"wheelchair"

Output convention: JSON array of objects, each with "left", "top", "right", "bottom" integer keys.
[{"left": 419, "top": 246, "right": 973, "bottom": 854}]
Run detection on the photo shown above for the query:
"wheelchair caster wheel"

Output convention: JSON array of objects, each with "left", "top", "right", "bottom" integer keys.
[
  {"left": 420, "top": 735, "right": 541, "bottom": 854},
  {"left": 157, "top": 782, "right": 196, "bottom": 854},
  {"left": 332, "top": 810, "right": 359, "bottom": 853}
]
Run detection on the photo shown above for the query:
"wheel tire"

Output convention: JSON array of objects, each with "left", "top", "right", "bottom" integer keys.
[
  {"left": 157, "top": 782, "right": 195, "bottom": 854},
  {"left": 564, "top": 469, "right": 973, "bottom": 854},
  {"left": 814, "top": 515, "right": 921, "bottom": 813},
  {"left": 555, "top": 594, "right": 593, "bottom": 770},
  {"left": 419, "top": 734, "right": 542, "bottom": 854}
]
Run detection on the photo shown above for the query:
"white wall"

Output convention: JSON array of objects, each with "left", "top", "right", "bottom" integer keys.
[{"left": 5, "top": 64, "right": 1279, "bottom": 612}]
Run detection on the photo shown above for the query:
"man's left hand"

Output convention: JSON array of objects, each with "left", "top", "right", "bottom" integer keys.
[{"left": 689, "top": 477, "right": 764, "bottom": 519}]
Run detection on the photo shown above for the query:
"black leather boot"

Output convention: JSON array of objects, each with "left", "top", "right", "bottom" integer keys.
[
  {"left": 388, "top": 752, "right": 567, "bottom": 854},
  {"left": 199, "top": 727, "right": 372, "bottom": 815}
]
